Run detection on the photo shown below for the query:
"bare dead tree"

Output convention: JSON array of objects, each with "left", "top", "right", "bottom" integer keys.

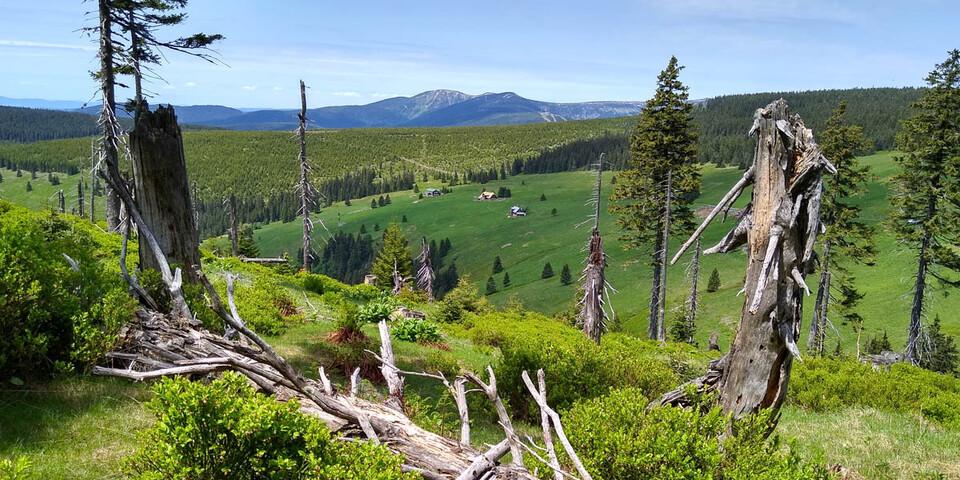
[
  {"left": 94, "top": 0, "right": 123, "bottom": 231},
  {"left": 296, "top": 80, "right": 317, "bottom": 272},
  {"left": 808, "top": 241, "right": 831, "bottom": 354},
  {"left": 57, "top": 189, "right": 65, "bottom": 214},
  {"left": 225, "top": 193, "right": 239, "bottom": 256},
  {"left": 78, "top": 179, "right": 85, "bottom": 218},
  {"left": 662, "top": 99, "right": 835, "bottom": 422},
  {"left": 417, "top": 237, "right": 436, "bottom": 301},
  {"left": 654, "top": 170, "right": 673, "bottom": 341},
  {"left": 578, "top": 155, "right": 611, "bottom": 343},
  {"left": 681, "top": 238, "right": 701, "bottom": 344}
]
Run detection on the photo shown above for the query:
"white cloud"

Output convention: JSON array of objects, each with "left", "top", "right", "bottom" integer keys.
[
  {"left": 272, "top": 86, "right": 283, "bottom": 92},
  {"left": 370, "top": 92, "right": 402, "bottom": 99},
  {"left": 331, "top": 91, "right": 361, "bottom": 97},
  {"left": 184, "top": 81, "right": 197, "bottom": 87},
  {"left": 241, "top": 85, "right": 257, "bottom": 91},
  {"left": 0, "top": 39, "right": 95, "bottom": 52}
]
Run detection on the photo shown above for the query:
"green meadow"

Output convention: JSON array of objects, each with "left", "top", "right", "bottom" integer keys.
[{"left": 249, "top": 151, "right": 959, "bottom": 351}]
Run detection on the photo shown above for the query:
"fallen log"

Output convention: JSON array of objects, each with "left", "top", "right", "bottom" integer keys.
[{"left": 94, "top": 308, "right": 537, "bottom": 479}]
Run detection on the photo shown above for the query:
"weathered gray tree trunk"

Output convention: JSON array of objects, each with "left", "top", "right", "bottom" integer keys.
[
  {"left": 905, "top": 232, "right": 930, "bottom": 363},
  {"left": 77, "top": 180, "right": 85, "bottom": 218},
  {"left": 129, "top": 105, "right": 200, "bottom": 280},
  {"left": 808, "top": 241, "right": 830, "bottom": 354},
  {"left": 297, "top": 80, "right": 315, "bottom": 272},
  {"left": 648, "top": 232, "right": 664, "bottom": 340},
  {"left": 656, "top": 171, "right": 672, "bottom": 341},
  {"left": 97, "top": 0, "right": 122, "bottom": 231},
  {"left": 579, "top": 157, "right": 609, "bottom": 343},
  {"left": 683, "top": 238, "right": 701, "bottom": 344},
  {"left": 416, "top": 237, "right": 435, "bottom": 301},
  {"left": 226, "top": 193, "right": 239, "bottom": 256},
  {"left": 57, "top": 189, "right": 65, "bottom": 213},
  {"left": 662, "top": 99, "right": 834, "bottom": 421}
]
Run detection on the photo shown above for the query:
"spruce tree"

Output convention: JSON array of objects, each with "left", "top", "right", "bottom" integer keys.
[
  {"left": 16, "top": 169, "right": 22, "bottom": 177},
  {"left": 485, "top": 276, "right": 497, "bottom": 295},
  {"left": 808, "top": 101, "right": 876, "bottom": 355},
  {"left": 402, "top": 214, "right": 408, "bottom": 223},
  {"left": 345, "top": 198, "right": 351, "bottom": 206},
  {"left": 889, "top": 50, "right": 960, "bottom": 364},
  {"left": 670, "top": 305, "right": 696, "bottom": 345},
  {"left": 25, "top": 181, "right": 32, "bottom": 192},
  {"left": 502, "top": 271, "right": 511, "bottom": 288},
  {"left": 610, "top": 56, "right": 700, "bottom": 341},
  {"left": 492, "top": 255, "right": 504, "bottom": 274},
  {"left": 541, "top": 262, "right": 554, "bottom": 279},
  {"left": 0, "top": 171, "right": 3, "bottom": 183},
  {"left": 237, "top": 224, "right": 259, "bottom": 257},
  {"left": 918, "top": 315, "right": 959, "bottom": 374},
  {"left": 371, "top": 199, "right": 378, "bottom": 209},
  {"left": 359, "top": 224, "right": 367, "bottom": 234},
  {"left": 539, "top": 193, "right": 547, "bottom": 201},
  {"left": 371, "top": 224, "right": 412, "bottom": 289},
  {"left": 551, "top": 208, "right": 557, "bottom": 216},
  {"left": 707, "top": 268, "right": 721, "bottom": 292},
  {"left": 560, "top": 263, "right": 572, "bottom": 285}
]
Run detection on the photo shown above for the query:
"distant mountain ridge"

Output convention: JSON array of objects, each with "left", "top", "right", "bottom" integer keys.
[
  {"left": 196, "top": 89, "right": 644, "bottom": 130},
  {"left": 52, "top": 89, "right": 643, "bottom": 131}
]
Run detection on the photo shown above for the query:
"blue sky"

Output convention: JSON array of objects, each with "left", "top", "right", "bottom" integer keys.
[{"left": 0, "top": 0, "right": 956, "bottom": 108}]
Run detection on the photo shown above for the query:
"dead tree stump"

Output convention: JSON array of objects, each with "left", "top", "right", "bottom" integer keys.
[
  {"left": 663, "top": 99, "right": 834, "bottom": 420},
  {"left": 130, "top": 104, "right": 200, "bottom": 281}
]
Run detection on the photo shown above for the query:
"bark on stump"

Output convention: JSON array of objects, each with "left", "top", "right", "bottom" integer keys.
[{"left": 130, "top": 104, "right": 200, "bottom": 281}]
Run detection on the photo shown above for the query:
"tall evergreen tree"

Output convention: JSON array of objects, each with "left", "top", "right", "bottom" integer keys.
[
  {"left": 371, "top": 224, "right": 412, "bottom": 289},
  {"left": 502, "top": 271, "right": 511, "bottom": 288},
  {"left": 808, "top": 102, "right": 876, "bottom": 355},
  {"left": 237, "top": 224, "right": 259, "bottom": 258},
  {"left": 889, "top": 50, "right": 960, "bottom": 364},
  {"left": 918, "top": 315, "right": 959, "bottom": 374},
  {"left": 485, "top": 276, "right": 497, "bottom": 295},
  {"left": 560, "top": 264, "right": 572, "bottom": 285},
  {"left": 492, "top": 255, "right": 504, "bottom": 274},
  {"left": 610, "top": 56, "right": 700, "bottom": 341},
  {"left": 707, "top": 268, "right": 721, "bottom": 292},
  {"left": 541, "top": 262, "right": 554, "bottom": 279}
]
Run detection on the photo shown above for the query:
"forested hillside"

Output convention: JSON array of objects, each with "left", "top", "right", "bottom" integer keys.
[
  {"left": 0, "top": 106, "right": 100, "bottom": 142},
  {"left": 693, "top": 87, "right": 922, "bottom": 166},
  {"left": 0, "top": 87, "right": 921, "bottom": 235}
]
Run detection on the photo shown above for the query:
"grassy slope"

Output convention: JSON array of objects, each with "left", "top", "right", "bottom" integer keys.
[
  {"left": 2, "top": 275, "right": 957, "bottom": 479},
  {"left": 0, "top": 167, "right": 105, "bottom": 218},
  {"left": 252, "top": 151, "right": 958, "bottom": 351}
]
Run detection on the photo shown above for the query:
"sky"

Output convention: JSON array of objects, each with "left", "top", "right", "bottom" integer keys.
[{"left": 0, "top": 0, "right": 957, "bottom": 109}]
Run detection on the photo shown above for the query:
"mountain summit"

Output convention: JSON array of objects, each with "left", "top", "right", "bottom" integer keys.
[{"left": 191, "top": 89, "right": 643, "bottom": 130}]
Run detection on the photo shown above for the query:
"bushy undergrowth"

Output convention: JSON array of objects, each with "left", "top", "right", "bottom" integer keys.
[
  {"left": 126, "top": 373, "right": 416, "bottom": 480},
  {"left": 434, "top": 277, "right": 491, "bottom": 323},
  {"left": 555, "top": 388, "right": 831, "bottom": 480},
  {"left": 789, "top": 357, "right": 960, "bottom": 428},
  {"left": 300, "top": 272, "right": 381, "bottom": 302},
  {"left": 469, "top": 311, "right": 714, "bottom": 418},
  {"left": 392, "top": 318, "right": 443, "bottom": 344},
  {"left": 0, "top": 202, "right": 135, "bottom": 376}
]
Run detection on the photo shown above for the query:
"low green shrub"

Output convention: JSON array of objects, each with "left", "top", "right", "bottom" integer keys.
[
  {"left": 125, "top": 372, "right": 416, "bottom": 480},
  {"left": 229, "top": 277, "right": 302, "bottom": 336},
  {"left": 470, "top": 311, "right": 711, "bottom": 418},
  {"left": 0, "top": 455, "right": 33, "bottom": 480},
  {"left": 392, "top": 318, "right": 443, "bottom": 344},
  {"left": 356, "top": 295, "right": 397, "bottom": 324},
  {"left": 557, "top": 388, "right": 831, "bottom": 480},
  {"left": 434, "top": 277, "right": 491, "bottom": 323},
  {"left": 0, "top": 203, "right": 132, "bottom": 376},
  {"left": 789, "top": 357, "right": 960, "bottom": 428}
]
